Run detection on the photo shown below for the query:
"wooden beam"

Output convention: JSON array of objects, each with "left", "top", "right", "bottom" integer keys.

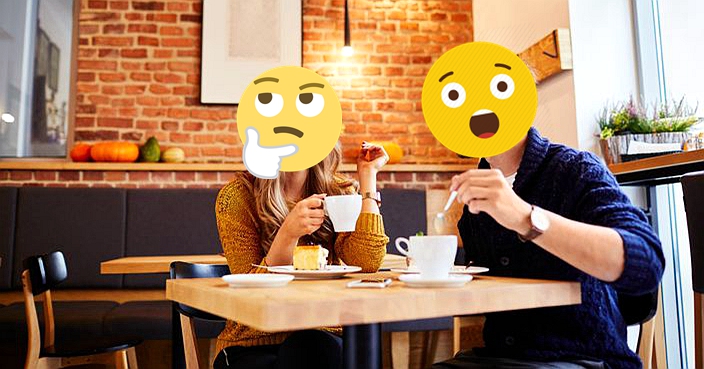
[{"left": 519, "top": 28, "right": 573, "bottom": 83}]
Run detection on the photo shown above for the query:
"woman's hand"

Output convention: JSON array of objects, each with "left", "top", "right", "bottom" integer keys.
[
  {"left": 280, "top": 194, "right": 327, "bottom": 239},
  {"left": 357, "top": 142, "right": 389, "bottom": 176},
  {"left": 450, "top": 169, "right": 532, "bottom": 235}
]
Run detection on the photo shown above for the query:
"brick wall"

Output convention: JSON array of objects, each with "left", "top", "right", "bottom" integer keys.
[
  {"left": 75, "top": 0, "right": 472, "bottom": 163},
  {"left": 1, "top": 0, "right": 473, "bottom": 189}
]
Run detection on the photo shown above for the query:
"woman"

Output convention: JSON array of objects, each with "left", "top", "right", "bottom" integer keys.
[{"left": 213, "top": 142, "right": 390, "bottom": 369}]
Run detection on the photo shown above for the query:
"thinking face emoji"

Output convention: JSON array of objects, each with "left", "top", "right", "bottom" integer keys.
[
  {"left": 237, "top": 66, "right": 342, "bottom": 178},
  {"left": 422, "top": 42, "right": 538, "bottom": 158}
]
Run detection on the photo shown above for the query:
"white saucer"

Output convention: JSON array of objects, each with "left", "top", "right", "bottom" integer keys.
[
  {"left": 266, "top": 265, "right": 362, "bottom": 280},
  {"left": 222, "top": 274, "right": 294, "bottom": 288},
  {"left": 398, "top": 274, "right": 473, "bottom": 288},
  {"left": 390, "top": 266, "right": 489, "bottom": 275}
]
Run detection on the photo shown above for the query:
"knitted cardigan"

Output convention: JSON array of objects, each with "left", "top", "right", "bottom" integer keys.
[{"left": 459, "top": 128, "right": 665, "bottom": 368}]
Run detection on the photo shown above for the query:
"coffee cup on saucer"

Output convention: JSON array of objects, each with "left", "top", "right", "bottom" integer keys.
[{"left": 395, "top": 235, "right": 457, "bottom": 279}]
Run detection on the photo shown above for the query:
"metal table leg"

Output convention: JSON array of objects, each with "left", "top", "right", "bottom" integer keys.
[{"left": 343, "top": 323, "right": 382, "bottom": 369}]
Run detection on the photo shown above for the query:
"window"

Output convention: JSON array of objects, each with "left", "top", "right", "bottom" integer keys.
[{"left": 0, "top": 0, "right": 76, "bottom": 158}]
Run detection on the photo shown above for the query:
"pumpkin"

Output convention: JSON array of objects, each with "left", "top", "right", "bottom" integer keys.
[
  {"left": 70, "top": 143, "right": 93, "bottom": 162},
  {"left": 161, "top": 147, "right": 185, "bottom": 163},
  {"left": 90, "top": 142, "right": 139, "bottom": 162},
  {"left": 365, "top": 141, "right": 403, "bottom": 164}
]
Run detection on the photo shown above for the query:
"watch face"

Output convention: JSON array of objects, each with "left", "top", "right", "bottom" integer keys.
[{"left": 531, "top": 207, "right": 550, "bottom": 231}]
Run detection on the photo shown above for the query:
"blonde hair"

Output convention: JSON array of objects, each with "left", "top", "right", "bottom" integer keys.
[{"left": 253, "top": 144, "right": 355, "bottom": 252}]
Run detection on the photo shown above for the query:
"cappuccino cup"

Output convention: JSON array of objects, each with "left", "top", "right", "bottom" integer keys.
[
  {"left": 324, "top": 194, "right": 362, "bottom": 232},
  {"left": 395, "top": 235, "right": 457, "bottom": 279}
]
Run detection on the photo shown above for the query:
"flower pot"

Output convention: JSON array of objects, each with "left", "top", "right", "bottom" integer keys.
[{"left": 600, "top": 132, "right": 690, "bottom": 165}]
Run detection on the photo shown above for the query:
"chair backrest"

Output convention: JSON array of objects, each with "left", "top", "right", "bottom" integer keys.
[
  {"left": 22, "top": 251, "right": 68, "bottom": 296},
  {"left": 170, "top": 261, "right": 229, "bottom": 321},
  {"left": 681, "top": 171, "right": 704, "bottom": 293},
  {"left": 618, "top": 290, "right": 659, "bottom": 326}
]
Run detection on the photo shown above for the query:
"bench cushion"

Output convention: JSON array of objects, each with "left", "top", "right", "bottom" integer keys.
[
  {"left": 12, "top": 187, "right": 126, "bottom": 289},
  {"left": 379, "top": 188, "right": 427, "bottom": 255},
  {"left": 123, "top": 189, "right": 221, "bottom": 288},
  {"left": 0, "top": 301, "right": 119, "bottom": 346},
  {"left": 0, "top": 187, "right": 18, "bottom": 290},
  {"left": 382, "top": 317, "right": 453, "bottom": 332},
  {"left": 103, "top": 300, "right": 225, "bottom": 340}
]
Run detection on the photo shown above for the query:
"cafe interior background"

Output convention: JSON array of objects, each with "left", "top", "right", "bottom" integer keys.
[{"left": 0, "top": 0, "right": 702, "bottom": 368}]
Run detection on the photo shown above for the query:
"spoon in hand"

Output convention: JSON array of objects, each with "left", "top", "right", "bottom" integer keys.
[{"left": 434, "top": 191, "right": 457, "bottom": 233}]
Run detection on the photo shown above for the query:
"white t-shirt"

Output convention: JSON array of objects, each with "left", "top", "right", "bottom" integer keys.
[{"left": 505, "top": 172, "right": 517, "bottom": 188}]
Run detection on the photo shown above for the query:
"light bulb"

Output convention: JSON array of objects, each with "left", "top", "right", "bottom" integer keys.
[
  {"left": 342, "top": 46, "right": 354, "bottom": 57},
  {"left": 1, "top": 113, "right": 14, "bottom": 123}
]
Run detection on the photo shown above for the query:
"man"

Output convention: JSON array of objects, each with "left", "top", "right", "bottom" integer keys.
[{"left": 433, "top": 127, "right": 664, "bottom": 368}]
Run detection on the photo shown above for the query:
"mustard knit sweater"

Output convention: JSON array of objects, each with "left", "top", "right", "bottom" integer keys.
[{"left": 215, "top": 173, "right": 389, "bottom": 352}]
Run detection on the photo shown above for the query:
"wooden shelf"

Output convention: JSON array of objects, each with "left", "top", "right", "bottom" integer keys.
[
  {"left": 608, "top": 149, "right": 704, "bottom": 185},
  {"left": 0, "top": 160, "right": 475, "bottom": 173}
]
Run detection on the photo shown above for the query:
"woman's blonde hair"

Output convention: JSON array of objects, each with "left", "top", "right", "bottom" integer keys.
[{"left": 253, "top": 144, "right": 355, "bottom": 252}]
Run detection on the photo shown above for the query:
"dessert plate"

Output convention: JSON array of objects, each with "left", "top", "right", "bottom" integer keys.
[
  {"left": 398, "top": 274, "right": 473, "bottom": 288},
  {"left": 266, "top": 265, "right": 362, "bottom": 280},
  {"left": 390, "top": 266, "right": 489, "bottom": 275},
  {"left": 222, "top": 274, "right": 294, "bottom": 288}
]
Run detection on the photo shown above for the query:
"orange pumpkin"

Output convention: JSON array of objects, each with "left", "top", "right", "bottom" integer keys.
[
  {"left": 70, "top": 143, "right": 93, "bottom": 162},
  {"left": 90, "top": 142, "right": 139, "bottom": 162},
  {"left": 366, "top": 141, "right": 403, "bottom": 164}
]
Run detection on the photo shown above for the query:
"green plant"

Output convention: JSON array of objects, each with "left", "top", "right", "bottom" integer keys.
[{"left": 598, "top": 97, "right": 699, "bottom": 139}]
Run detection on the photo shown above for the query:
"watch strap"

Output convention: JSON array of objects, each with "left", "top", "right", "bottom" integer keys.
[{"left": 362, "top": 191, "right": 381, "bottom": 207}]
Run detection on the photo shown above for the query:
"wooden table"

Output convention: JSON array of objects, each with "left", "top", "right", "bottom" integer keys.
[
  {"left": 166, "top": 273, "right": 581, "bottom": 369},
  {"left": 609, "top": 148, "right": 704, "bottom": 186},
  {"left": 100, "top": 253, "right": 407, "bottom": 274}
]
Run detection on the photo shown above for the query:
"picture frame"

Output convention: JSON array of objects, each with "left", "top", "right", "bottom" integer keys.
[{"left": 200, "top": 0, "right": 302, "bottom": 104}]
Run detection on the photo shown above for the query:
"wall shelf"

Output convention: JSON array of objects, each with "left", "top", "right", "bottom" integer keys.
[{"left": 0, "top": 161, "right": 475, "bottom": 173}]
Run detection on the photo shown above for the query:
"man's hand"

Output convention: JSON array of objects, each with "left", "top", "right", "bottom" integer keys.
[
  {"left": 243, "top": 127, "right": 298, "bottom": 179},
  {"left": 451, "top": 169, "right": 532, "bottom": 235}
]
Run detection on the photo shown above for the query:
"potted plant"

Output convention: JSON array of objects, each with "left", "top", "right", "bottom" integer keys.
[{"left": 598, "top": 97, "right": 699, "bottom": 164}]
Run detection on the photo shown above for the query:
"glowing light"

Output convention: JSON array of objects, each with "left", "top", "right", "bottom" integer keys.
[
  {"left": 342, "top": 46, "right": 354, "bottom": 57},
  {"left": 1, "top": 113, "right": 14, "bottom": 123}
]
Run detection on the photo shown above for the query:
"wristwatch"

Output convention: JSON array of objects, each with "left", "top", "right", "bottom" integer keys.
[
  {"left": 518, "top": 205, "right": 550, "bottom": 242},
  {"left": 362, "top": 191, "right": 382, "bottom": 207}
]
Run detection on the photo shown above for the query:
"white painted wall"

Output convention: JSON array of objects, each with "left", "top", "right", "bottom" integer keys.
[
  {"left": 473, "top": 0, "right": 578, "bottom": 148},
  {"left": 568, "top": 0, "right": 640, "bottom": 155}
]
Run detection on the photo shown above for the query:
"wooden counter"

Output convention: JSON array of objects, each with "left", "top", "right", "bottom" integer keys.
[{"left": 608, "top": 149, "right": 704, "bottom": 185}]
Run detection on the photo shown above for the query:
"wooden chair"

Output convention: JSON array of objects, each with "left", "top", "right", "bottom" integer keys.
[
  {"left": 682, "top": 171, "right": 704, "bottom": 369},
  {"left": 170, "top": 261, "right": 229, "bottom": 369},
  {"left": 21, "top": 251, "right": 140, "bottom": 369}
]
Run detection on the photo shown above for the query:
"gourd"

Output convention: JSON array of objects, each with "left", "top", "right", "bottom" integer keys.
[
  {"left": 369, "top": 141, "right": 403, "bottom": 164},
  {"left": 90, "top": 142, "right": 139, "bottom": 162},
  {"left": 70, "top": 143, "right": 92, "bottom": 162},
  {"left": 161, "top": 147, "right": 185, "bottom": 163},
  {"left": 139, "top": 136, "right": 161, "bottom": 162}
]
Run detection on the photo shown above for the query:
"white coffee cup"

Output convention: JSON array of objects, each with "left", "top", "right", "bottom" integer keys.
[
  {"left": 324, "top": 194, "right": 362, "bottom": 232},
  {"left": 395, "top": 235, "right": 457, "bottom": 279}
]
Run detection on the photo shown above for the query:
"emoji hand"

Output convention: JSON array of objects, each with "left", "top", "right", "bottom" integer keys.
[
  {"left": 450, "top": 169, "right": 532, "bottom": 234},
  {"left": 243, "top": 127, "right": 298, "bottom": 179}
]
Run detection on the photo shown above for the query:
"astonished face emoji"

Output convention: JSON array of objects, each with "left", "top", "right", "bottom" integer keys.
[
  {"left": 237, "top": 66, "right": 342, "bottom": 178},
  {"left": 422, "top": 42, "right": 538, "bottom": 158}
]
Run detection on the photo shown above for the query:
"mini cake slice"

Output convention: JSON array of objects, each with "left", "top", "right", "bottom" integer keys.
[{"left": 293, "top": 245, "right": 329, "bottom": 270}]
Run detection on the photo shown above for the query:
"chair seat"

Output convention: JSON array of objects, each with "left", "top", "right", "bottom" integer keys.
[{"left": 41, "top": 336, "right": 141, "bottom": 357}]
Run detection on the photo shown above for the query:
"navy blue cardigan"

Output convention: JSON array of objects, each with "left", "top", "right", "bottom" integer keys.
[{"left": 459, "top": 128, "right": 665, "bottom": 368}]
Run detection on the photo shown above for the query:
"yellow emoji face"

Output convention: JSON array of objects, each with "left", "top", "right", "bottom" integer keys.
[
  {"left": 238, "top": 66, "right": 342, "bottom": 174},
  {"left": 422, "top": 42, "right": 538, "bottom": 158}
]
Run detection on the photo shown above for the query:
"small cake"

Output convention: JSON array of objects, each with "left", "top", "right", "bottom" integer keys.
[{"left": 293, "top": 245, "right": 329, "bottom": 270}]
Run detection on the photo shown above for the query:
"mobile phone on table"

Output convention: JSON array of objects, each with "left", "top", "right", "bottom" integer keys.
[{"left": 347, "top": 278, "right": 392, "bottom": 288}]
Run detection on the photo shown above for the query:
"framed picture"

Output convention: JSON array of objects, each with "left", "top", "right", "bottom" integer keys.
[
  {"left": 49, "top": 42, "right": 60, "bottom": 92},
  {"left": 200, "top": 0, "right": 302, "bottom": 104},
  {"left": 35, "top": 28, "right": 50, "bottom": 79}
]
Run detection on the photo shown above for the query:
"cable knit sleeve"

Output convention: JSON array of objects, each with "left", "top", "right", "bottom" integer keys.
[
  {"left": 572, "top": 152, "right": 665, "bottom": 295},
  {"left": 334, "top": 213, "right": 389, "bottom": 273},
  {"left": 215, "top": 174, "right": 268, "bottom": 274}
]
